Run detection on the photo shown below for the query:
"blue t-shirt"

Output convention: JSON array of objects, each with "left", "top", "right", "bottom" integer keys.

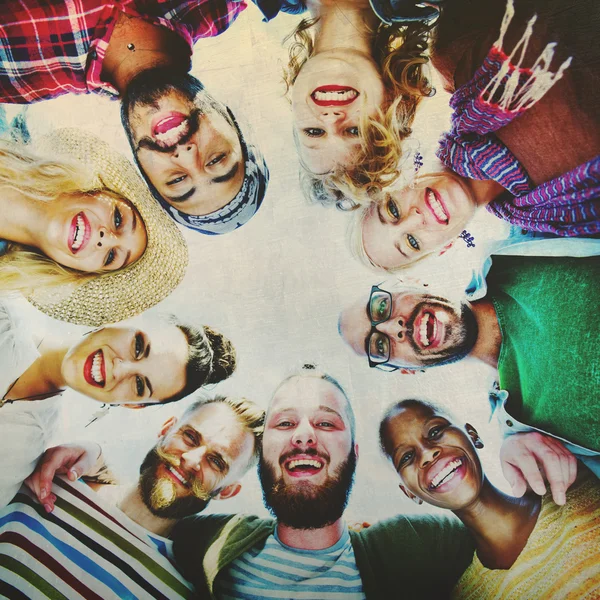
[{"left": 216, "top": 526, "right": 365, "bottom": 599}]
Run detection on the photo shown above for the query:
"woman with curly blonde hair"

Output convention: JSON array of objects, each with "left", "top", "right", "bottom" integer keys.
[{"left": 273, "top": 0, "right": 433, "bottom": 206}]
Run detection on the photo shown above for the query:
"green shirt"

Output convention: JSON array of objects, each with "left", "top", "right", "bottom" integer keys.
[
  {"left": 171, "top": 513, "right": 475, "bottom": 599},
  {"left": 488, "top": 255, "right": 600, "bottom": 452}
]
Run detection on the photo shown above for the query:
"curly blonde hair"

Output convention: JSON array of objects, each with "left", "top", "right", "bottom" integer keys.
[
  {"left": 284, "top": 17, "right": 434, "bottom": 209},
  {"left": 0, "top": 140, "right": 131, "bottom": 295}
]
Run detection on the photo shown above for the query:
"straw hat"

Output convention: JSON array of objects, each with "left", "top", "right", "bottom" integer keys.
[{"left": 28, "top": 128, "right": 188, "bottom": 326}]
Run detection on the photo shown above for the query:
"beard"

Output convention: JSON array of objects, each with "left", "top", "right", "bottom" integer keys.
[
  {"left": 138, "top": 445, "right": 212, "bottom": 520},
  {"left": 258, "top": 447, "right": 357, "bottom": 530}
]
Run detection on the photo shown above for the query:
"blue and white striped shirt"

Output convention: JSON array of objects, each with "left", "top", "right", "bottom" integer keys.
[{"left": 216, "top": 526, "right": 365, "bottom": 599}]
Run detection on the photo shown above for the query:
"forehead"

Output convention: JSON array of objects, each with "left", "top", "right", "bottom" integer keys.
[
  {"left": 269, "top": 376, "right": 349, "bottom": 422},
  {"left": 383, "top": 405, "right": 437, "bottom": 449}
]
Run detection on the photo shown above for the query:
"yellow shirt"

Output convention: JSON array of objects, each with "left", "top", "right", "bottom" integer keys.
[{"left": 453, "top": 468, "right": 600, "bottom": 600}]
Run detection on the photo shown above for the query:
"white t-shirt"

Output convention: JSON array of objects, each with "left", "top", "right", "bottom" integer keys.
[{"left": 0, "top": 298, "right": 60, "bottom": 508}]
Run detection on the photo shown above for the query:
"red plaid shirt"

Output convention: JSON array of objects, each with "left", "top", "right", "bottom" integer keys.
[{"left": 0, "top": 0, "right": 247, "bottom": 103}]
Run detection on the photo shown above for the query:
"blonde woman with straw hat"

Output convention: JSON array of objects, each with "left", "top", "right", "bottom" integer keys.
[{"left": 0, "top": 127, "right": 188, "bottom": 326}]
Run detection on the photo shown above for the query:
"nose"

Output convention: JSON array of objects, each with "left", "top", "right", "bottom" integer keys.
[
  {"left": 111, "top": 356, "right": 136, "bottom": 382},
  {"left": 291, "top": 418, "right": 316, "bottom": 448},
  {"left": 181, "top": 445, "right": 207, "bottom": 472},
  {"left": 318, "top": 109, "right": 346, "bottom": 124},
  {"left": 95, "top": 226, "right": 118, "bottom": 248},
  {"left": 404, "top": 205, "right": 425, "bottom": 229},
  {"left": 170, "top": 143, "right": 200, "bottom": 170},
  {"left": 378, "top": 317, "right": 408, "bottom": 341},
  {"left": 419, "top": 446, "right": 441, "bottom": 468}
]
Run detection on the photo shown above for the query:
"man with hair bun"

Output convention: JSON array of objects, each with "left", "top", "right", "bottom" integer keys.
[
  {"left": 0, "top": 395, "right": 265, "bottom": 597},
  {"left": 172, "top": 367, "right": 476, "bottom": 599}
]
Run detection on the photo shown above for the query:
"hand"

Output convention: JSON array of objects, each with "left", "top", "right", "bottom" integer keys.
[
  {"left": 500, "top": 432, "right": 577, "bottom": 505},
  {"left": 25, "top": 442, "right": 102, "bottom": 513}
]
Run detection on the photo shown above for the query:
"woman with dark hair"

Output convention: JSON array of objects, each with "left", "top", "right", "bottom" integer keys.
[
  {"left": 379, "top": 399, "right": 600, "bottom": 599},
  {"left": 0, "top": 297, "right": 236, "bottom": 507}
]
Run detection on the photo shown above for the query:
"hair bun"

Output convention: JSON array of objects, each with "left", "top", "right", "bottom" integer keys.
[{"left": 203, "top": 326, "right": 237, "bottom": 384}]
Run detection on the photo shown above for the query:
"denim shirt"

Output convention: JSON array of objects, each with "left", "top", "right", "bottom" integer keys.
[{"left": 489, "top": 387, "right": 600, "bottom": 479}]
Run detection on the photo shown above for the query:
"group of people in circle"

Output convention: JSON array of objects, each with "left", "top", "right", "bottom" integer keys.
[{"left": 0, "top": 0, "right": 598, "bottom": 598}]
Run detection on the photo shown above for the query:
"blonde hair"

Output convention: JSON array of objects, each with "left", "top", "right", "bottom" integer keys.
[
  {"left": 284, "top": 18, "right": 434, "bottom": 207},
  {"left": 0, "top": 139, "right": 131, "bottom": 295},
  {"left": 183, "top": 396, "right": 265, "bottom": 465}
]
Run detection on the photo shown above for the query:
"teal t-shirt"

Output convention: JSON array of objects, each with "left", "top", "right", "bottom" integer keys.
[{"left": 488, "top": 256, "right": 600, "bottom": 451}]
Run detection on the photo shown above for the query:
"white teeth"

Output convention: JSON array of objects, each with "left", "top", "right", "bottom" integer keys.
[
  {"left": 154, "top": 120, "right": 188, "bottom": 145},
  {"left": 91, "top": 350, "right": 105, "bottom": 385},
  {"left": 288, "top": 459, "right": 323, "bottom": 470},
  {"left": 431, "top": 459, "right": 462, "bottom": 489},
  {"left": 72, "top": 215, "right": 85, "bottom": 250},
  {"left": 313, "top": 90, "right": 358, "bottom": 102},
  {"left": 168, "top": 466, "right": 188, "bottom": 486},
  {"left": 419, "top": 314, "right": 430, "bottom": 347},
  {"left": 427, "top": 190, "right": 449, "bottom": 222}
]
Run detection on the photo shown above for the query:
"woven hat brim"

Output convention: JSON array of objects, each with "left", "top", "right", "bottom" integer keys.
[{"left": 28, "top": 128, "right": 188, "bottom": 326}]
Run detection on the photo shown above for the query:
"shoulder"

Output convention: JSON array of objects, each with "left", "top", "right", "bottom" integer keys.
[
  {"left": 350, "top": 514, "right": 474, "bottom": 599},
  {"left": 171, "top": 513, "right": 274, "bottom": 580}
]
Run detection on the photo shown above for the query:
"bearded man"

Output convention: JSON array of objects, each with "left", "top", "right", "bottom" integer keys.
[
  {"left": 171, "top": 368, "right": 476, "bottom": 599},
  {"left": 0, "top": 396, "right": 264, "bottom": 597}
]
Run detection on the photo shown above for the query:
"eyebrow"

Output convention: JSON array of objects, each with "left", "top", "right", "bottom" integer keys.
[
  {"left": 212, "top": 162, "right": 239, "bottom": 184},
  {"left": 131, "top": 209, "right": 137, "bottom": 233},
  {"left": 165, "top": 188, "right": 196, "bottom": 203},
  {"left": 317, "top": 405, "right": 345, "bottom": 422},
  {"left": 146, "top": 377, "right": 153, "bottom": 398},
  {"left": 376, "top": 203, "right": 386, "bottom": 225}
]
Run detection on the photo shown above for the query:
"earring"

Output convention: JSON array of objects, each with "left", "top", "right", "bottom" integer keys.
[
  {"left": 85, "top": 403, "right": 111, "bottom": 428},
  {"left": 474, "top": 440, "right": 484, "bottom": 449},
  {"left": 411, "top": 496, "right": 423, "bottom": 506}
]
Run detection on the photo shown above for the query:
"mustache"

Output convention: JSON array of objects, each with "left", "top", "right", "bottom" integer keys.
[
  {"left": 155, "top": 445, "right": 211, "bottom": 501},
  {"left": 135, "top": 109, "right": 202, "bottom": 154},
  {"left": 279, "top": 447, "right": 329, "bottom": 467}
]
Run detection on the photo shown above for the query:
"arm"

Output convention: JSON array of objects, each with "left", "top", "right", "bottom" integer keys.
[
  {"left": 25, "top": 442, "right": 117, "bottom": 512},
  {"left": 500, "top": 431, "right": 577, "bottom": 505}
]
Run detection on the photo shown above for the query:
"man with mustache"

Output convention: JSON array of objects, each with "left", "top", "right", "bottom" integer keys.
[
  {"left": 171, "top": 368, "right": 476, "bottom": 599},
  {"left": 339, "top": 255, "right": 599, "bottom": 501},
  {"left": 0, "top": 396, "right": 264, "bottom": 597},
  {"left": 0, "top": 1, "right": 269, "bottom": 234}
]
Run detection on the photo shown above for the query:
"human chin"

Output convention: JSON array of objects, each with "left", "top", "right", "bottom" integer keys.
[
  {"left": 138, "top": 447, "right": 210, "bottom": 519},
  {"left": 258, "top": 450, "right": 356, "bottom": 529}
]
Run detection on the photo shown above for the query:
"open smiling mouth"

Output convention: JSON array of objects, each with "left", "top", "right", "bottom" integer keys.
[
  {"left": 69, "top": 212, "right": 90, "bottom": 254},
  {"left": 425, "top": 188, "right": 449, "bottom": 225},
  {"left": 151, "top": 113, "right": 191, "bottom": 149},
  {"left": 429, "top": 458, "right": 463, "bottom": 490},
  {"left": 84, "top": 349, "right": 106, "bottom": 388},
  {"left": 415, "top": 311, "right": 440, "bottom": 349},
  {"left": 165, "top": 464, "right": 189, "bottom": 487},
  {"left": 284, "top": 457, "right": 325, "bottom": 477},
  {"left": 311, "top": 86, "right": 359, "bottom": 107}
]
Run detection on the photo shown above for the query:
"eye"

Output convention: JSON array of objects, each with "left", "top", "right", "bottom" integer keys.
[
  {"left": 399, "top": 450, "right": 414, "bottom": 468},
  {"left": 167, "top": 175, "right": 186, "bottom": 186},
  {"left": 407, "top": 234, "right": 420, "bottom": 251},
  {"left": 276, "top": 420, "right": 294, "bottom": 428},
  {"left": 317, "top": 421, "right": 334, "bottom": 428},
  {"left": 135, "top": 375, "right": 145, "bottom": 397},
  {"left": 134, "top": 333, "right": 144, "bottom": 359},
  {"left": 104, "top": 249, "right": 116, "bottom": 267},
  {"left": 376, "top": 297, "right": 389, "bottom": 319},
  {"left": 428, "top": 425, "right": 444, "bottom": 439},
  {"left": 209, "top": 456, "right": 226, "bottom": 472},
  {"left": 183, "top": 429, "right": 198, "bottom": 445},
  {"left": 346, "top": 127, "right": 359, "bottom": 137},
  {"left": 386, "top": 197, "right": 400, "bottom": 221},
  {"left": 206, "top": 153, "right": 226, "bottom": 167},
  {"left": 113, "top": 207, "right": 122, "bottom": 229},
  {"left": 303, "top": 128, "right": 325, "bottom": 138}
]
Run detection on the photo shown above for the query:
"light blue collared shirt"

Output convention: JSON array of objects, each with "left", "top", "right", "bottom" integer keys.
[{"left": 489, "top": 387, "right": 600, "bottom": 479}]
